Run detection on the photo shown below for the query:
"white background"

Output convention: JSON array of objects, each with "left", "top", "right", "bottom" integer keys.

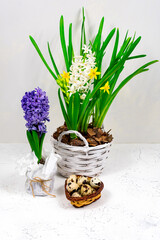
[{"left": 0, "top": 0, "right": 159, "bottom": 143}]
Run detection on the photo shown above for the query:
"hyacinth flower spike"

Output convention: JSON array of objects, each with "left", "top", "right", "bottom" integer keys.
[{"left": 21, "top": 87, "right": 50, "bottom": 163}]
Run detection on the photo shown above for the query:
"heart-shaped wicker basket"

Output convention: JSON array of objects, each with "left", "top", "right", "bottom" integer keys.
[{"left": 65, "top": 176, "right": 104, "bottom": 207}]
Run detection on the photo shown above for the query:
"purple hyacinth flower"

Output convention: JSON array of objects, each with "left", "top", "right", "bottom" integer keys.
[{"left": 21, "top": 87, "right": 50, "bottom": 134}]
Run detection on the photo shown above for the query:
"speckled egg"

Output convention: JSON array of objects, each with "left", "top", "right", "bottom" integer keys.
[
  {"left": 67, "top": 175, "right": 77, "bottom": 184},
  {"left": 77, "top": 176, "right": 89, "bottom": 186},
  {"left": 71, "top": 192, "right": 82, "bottom": 198},
  {"left": 90, "top": 177, "right": 101, "bottom": 189},
  {"left": 77, "top": 188, "right": 81, "bottom": 195},
  {"left": 81, "top": 184, "right": 93, "bottom": 196},
  {"left": 66, "top": 182, "right": 79, "bottom": 193},
  {"left": 92, "top": 189, "right": 96, "bottom": 194}
]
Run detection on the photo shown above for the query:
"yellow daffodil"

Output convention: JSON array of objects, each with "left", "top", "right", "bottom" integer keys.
[
  {"left": 61, "top": 71, "right": 70, "bottom": 83},
  {"left": 88, "top": 67, "right": 100, "bottom": 80},
  {"left": 100, "top": 81, "right": 110, "bottom": 94}
]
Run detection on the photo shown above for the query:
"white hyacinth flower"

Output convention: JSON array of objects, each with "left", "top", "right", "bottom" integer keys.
[
  {"left": 68, "top": 44, "right": 96, "bottom": 100},
  {"left": 80, "top": 93, "right": 86, "bottom": 100},
  {"left": 82, "top": 44, "right": 91, "bottom": 54}
]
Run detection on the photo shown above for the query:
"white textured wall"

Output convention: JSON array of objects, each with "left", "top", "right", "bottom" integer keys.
[{"left": 0, "top": 0, "right": 159, "bottom": 143}]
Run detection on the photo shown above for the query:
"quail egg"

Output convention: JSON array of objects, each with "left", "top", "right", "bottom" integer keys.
[
  {"left": 81, "top": 184, "right": 93, "bottom": 196},
  {"left": 90, "top": 177, "right": 101, "bottom": 189},
  {"left": 67, "top": 175, "right": 77, "bottom": 184},
  {"left": 66, "top": 182, "right": 79, "bottom": 193},
  {"left": 77, "top": 176, "right": 89, "bottom": 186},
  {"left": 92, "top": 189, "right": 96, "bottom": 194},
  {"left": 72, "top": 192, "right": 82, "bottom": 198}
]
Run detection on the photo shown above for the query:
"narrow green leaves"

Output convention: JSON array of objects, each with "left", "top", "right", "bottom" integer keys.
[
  {"left": 97, "top": 28, "right": 116, "bottom": 62},
  {"left": 32, "top": 131, "right": 40, "bottom": 159},
  {"left": 109, "top": 28, "right": 119, "bottom": 67},
  {"left": 92, "top": 37, "right": 143, "bottom": 98},
  {"left": 60, "top": 15, "right": 70, "bottom": 72},
  {"left": 96, "top": 66, "right": 124, "bottom": 125},
  {"left": 68, "top": 92, "right": 80, "bottom": 130},
  {"left": 96, "top": 60, "right": 158, "bottom": 127},
  {"left": 26, "top": 130, "right": 34, "bottom": 152},
  {"left": 68, "top": 23, "right": 73, "bottom": 67},
  {"left": 26, "top": 130, "right": 45, "bottom": 163},
  {"left": 77, "top": 33, "right": 157, "bottom": 131},
  {"left": 39, "top": 133, "right": 45, "bottom": 163},
  {"left": 96, "top": 28, "right": 116, "bottom": 80},
  {"left": 77, "top": 90, "right": 91, "bottom": 130},
  {"left": 92, "top": 17, "right": 104, "bottom": 54},
  {"left": 58, "top": 88, "right": 71, "bottom": 129},
  {"left": 123, "top": 36, "right": 142, "bottom": 59},
  {"left": 80, "top": 7, "right": 86, "bottom": 55},
  {"left": 109, "top": 66, "right": 124, "bottom": 94},
  {"left": 29, "top": 36, "right": 57, "bottom": 80},
  {"left": 116, "top": 37, "right": 131, "bottom": 60},
  {"left": 47, "top": 42, "right": 60, "bottom": 76},
  {"left": 127, "top": 54, "right": 146, "bottom": 60},
  {"left": 82, "top": 7, "right": 86, "bottom": 45}
]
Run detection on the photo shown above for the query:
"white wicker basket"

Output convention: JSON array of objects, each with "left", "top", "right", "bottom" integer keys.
[{"left": 51, "top": 130, "right": 112, "bottom": 177}]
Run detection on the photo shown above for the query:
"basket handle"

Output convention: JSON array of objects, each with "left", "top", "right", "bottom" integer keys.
[{"left": 58, "top": 130, "right": 89, "bottom": 147}]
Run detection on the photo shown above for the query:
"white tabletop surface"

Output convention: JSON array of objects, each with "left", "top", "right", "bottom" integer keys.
[{"left": 0, "top": 143, "right": 160, "bottom": 240}]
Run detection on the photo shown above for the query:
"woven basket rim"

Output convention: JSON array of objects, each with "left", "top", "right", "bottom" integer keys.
[
  {"left": 65, "top": 176, "right": 104, "bottom": 201},
  {"left": 52, "top": 136, "right": 112, "bottom": 151}
]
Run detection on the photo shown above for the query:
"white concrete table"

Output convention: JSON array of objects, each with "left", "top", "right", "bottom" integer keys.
[{"left": 0, "top": 144, "right": 160, "bottom": 240}]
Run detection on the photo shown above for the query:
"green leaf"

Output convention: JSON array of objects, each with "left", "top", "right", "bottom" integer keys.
[
  {"left": 68, "top": 92, "right": 80, "bottom": 130},
  {"left": 102, "top": 36, "right": 142, "bottom": 78},
  {"left": 109, "top": 66, "right": 124, "bottom": 94},
  {"left": 97, "top": 60, "right": 158, "bottom": 127},
  {"left": 84, "top": 109, "right": 94, "bottom": 132},
  {"left": 29, "top": 36, "right": 57, "bottom": 80},
  {"left": 96, "top": 28, "right": 116, "bottom": 81},
  {"left": 32, "top": 130, "right": 40, "bottom": 160},
  {"left": 80, "top": 7, "right": 86, "bottom": 55},
  {"left": 79, "top": 37, "right": 151, "bottom": 129},
  {"left": 97, "top": 28, "right": 116, "bottom": 61},
  {"left": 116, "top": 37, "right": 131, "bottom": 60},
  {"left": 82, "top": 7, "right": 86, "bottom": 45},
  {"left": 96, "top": 66, "right": 124, "bottom": 125},
  {"left": 47, "top": 42, "right": 60, "bottom": 76},
  {"left": 26, "top": 130, "right": 34, "bottom": 152},
  {"left": 91, "top": 17, "right": 104, "bottom": 86},
  {"left": 127, "top": 54, "right": 146, "bottom": 60},
  {"left": 77, "top": 90, "right": 91, "bottom": 130},
  {"left": 109, "top": 28, "right": 119, "bottom": 67},
  {"left": 115, "top": 30, "right": 130, "bottom": 59},
  {"left": 60, "top": 15, "right": 69, "bottom": 72},
  {"left": 68, "top": 94, "right": 74, "bottom": 127},
  {"left": 68, "top": 23, "right": 73, "bottom": 67},
  {"left": 93, "top": 68, "right": 123, "bottom": 126},
  {"left": 58, "top": 88, "right": 71, "bottom": 129},
  {"left": 133, "top": 32, "right": 136, "bottom": 41},
  {"left": 92, "top": 17, "right": 104, "bottom": 54},
  {"left": 94, "top": 100, "right": 100, "bottom": 125},
  {"left": 122, "top": 36, "right": 142, "bottom": 58},
  {"left": 81, "top": 99, "right": 96, "bottom": 132},
  {"left": 39, "top": 133, "right": 45, "bottom": 163},
  {"left": 124, "top": 30, "right": 129, "bottom": 42}
]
